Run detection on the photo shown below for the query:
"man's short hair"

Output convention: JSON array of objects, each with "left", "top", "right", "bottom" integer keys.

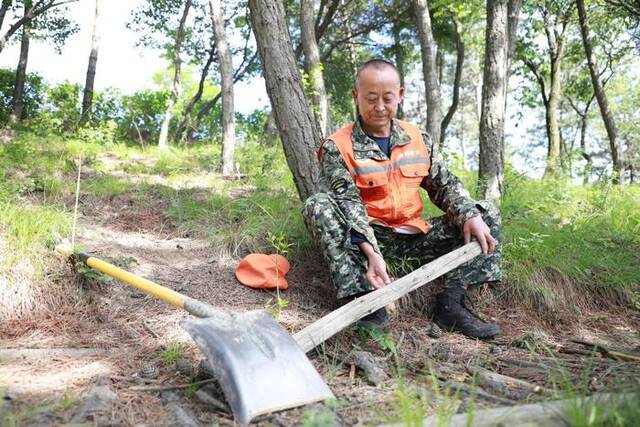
[{"left": 355, "top": 58, "right": 401, "bottom": 85}]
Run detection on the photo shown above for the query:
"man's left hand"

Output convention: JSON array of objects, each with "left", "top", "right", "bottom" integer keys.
[{"left": 463, "top": 216, "right": 495, "bottom": 254}]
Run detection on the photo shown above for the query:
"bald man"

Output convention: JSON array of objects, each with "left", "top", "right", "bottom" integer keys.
[{"left": 304, "top": 59, "right": 502, "bottom": 339}]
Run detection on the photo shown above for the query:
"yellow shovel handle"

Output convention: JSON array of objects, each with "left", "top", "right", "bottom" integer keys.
[{"left": 79, "top": 253, "right": 187, "bottom": 310}]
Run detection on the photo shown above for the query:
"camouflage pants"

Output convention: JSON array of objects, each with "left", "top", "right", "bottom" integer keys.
[{"left": 303, "top": 193, "right": 502, "bottom": 299}]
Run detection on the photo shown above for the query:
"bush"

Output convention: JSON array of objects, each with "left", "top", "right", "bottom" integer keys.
[{"left": 0, "top": 68, "right": 46, "bottom": 123}]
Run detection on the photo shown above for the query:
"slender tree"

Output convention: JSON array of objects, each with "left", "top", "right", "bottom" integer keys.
[
  {"left": 210, "top": 0, "right": 235, "bottom": 176},
  {"left": 80, "top": 0, "right": 101, "bottom": 125},
  {"left": 249, "top": 0, "right": 320, "bottom": 201},
  {"left": 414, "top": 0, "right": 443, "bottom": 146},
  {"left": 10, "top": 0, "right": 31, "bottom": 122},
  {"left": 301, "top": 0, "right": 330, "bottom": 136},
  {"left": 157, "top": 0, "right": 191, "bottom": 149},
  {"left": 576, "top": 0, "right": 622, "bottom": 182}
]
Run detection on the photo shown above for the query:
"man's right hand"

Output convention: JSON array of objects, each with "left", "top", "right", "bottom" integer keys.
[{"left": 359, "top": 242, "right": 392, "bottom": 289}]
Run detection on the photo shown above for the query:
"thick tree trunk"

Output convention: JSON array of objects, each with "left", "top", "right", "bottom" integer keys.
[
  {"left": 414, "top": 0, "right": 443, "bottom": 147},
  {"left": 210, "top": 0, "right": 236, "bottom": 176},
  {"left": 10, "top": 1, "right": 31, "bottom": 123},
  {"left": 249, "top": 0, "right": 320, "bottom": 201},
  {"left": 478, "top": 0, "right": 508, "bottom": 203},
  {"left": 301, "top": 0, "right": 330, "bottom": 136},
  {"left": 158, "top": 0, "right": 191, "bottom": 149},
  {"left": 441, "top": 16, "right": 464, "bottom": 144},
  {"left": 80, "top": 0, "right": 101, "bottom": 126},
  {"left": 576, "top": 0, "right": 621, "bottom": 183}
]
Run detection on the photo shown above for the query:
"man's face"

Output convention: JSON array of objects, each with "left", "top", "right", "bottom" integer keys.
[{"left": 352, "top": 66, "right": 404, "bottom": 136}]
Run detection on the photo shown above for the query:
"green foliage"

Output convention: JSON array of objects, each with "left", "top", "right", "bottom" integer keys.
[
  {"left": 0, "top": 68, "right": 46, "bottom": 122},
  {"left": 501, "top": 171, "right": 640, "bottom": 309},
  {"left": 160, "top": 340, "right": 185, "bottom": 365}
]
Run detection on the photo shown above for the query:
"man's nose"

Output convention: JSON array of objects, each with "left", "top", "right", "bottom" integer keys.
[{"left": 374, "top": 100, "right": 386, "bottom": 111}]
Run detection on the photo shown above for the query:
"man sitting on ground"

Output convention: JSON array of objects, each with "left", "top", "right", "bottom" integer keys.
[{"left": 304, "top": 58, "right": 502, "bottom": 339}]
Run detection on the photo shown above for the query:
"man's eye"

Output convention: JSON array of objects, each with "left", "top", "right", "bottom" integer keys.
[{"left": 384, "top": 97, "right": 393, "bottom": 103}]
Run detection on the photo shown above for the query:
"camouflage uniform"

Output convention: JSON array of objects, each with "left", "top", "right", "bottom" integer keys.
[{"left": 303, "top": 119, "right": 501, "bottom": 299}]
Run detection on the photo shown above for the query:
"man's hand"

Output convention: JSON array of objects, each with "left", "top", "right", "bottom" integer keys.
[
  {"left": 463, "top": 216, "right": 496, "bottom": 254},
  {"left": 359, "top": 242, "right": 392, "bottom": 289}
]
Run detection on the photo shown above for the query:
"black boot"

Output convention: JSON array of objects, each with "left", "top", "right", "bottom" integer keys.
[
  {"left": 433, "top": 287, "right": 501, "bottom": 339},
  {"left": 356, "top": 307, "right": 389, "bottom": 331},
  {"left": 345, "top": 292, "right": 390, "bottom": 331}
]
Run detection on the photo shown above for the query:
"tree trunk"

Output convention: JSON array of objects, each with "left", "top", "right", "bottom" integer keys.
[
  {"left": 441, "top": 16, "right": 464, "bottom": 144},
  {"left": 506, "top": 0, "right": 524, "bottom": 78},
  {"left": 263, "top": 110, "right": 278, "bottom": 145},
  {"left": 210, "top": 0, "right": 236, "bottom": 176},
  {"left": 301, "top": 0, "right": 330, "bottom": 136},
  {"left": 249, "top": 0, "right": 320, "bottom": 201},
  {"left": 392, "top": 19, "right": 405, "bottom": 120},
  {"left": 478, "top": 0, "right": 508, "bottom": 203},
  {"left": 175, "top": 47, "right": 216, "bottom": 144},
  {"left": 80, "top": 0, "right": 101, "bottom": 126},
  {"left": 158, "top": 0, "right": 191, "bottom": 149},
  {"left": 544, "top": 52, "right": 564, "bottom": 177},
  {"left": 10, "top": 1, "right": 31, "bottom": 123},
  {"left": 576, "top": 0, "right": 621, "bottom": 183},
  {"left": 414, "top": 0, "right": 443, "bottom": 147}
]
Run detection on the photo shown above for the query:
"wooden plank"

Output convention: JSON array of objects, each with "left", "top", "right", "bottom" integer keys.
[
  {"left": 293, "top": 242, "right": 482, "bottom": 353},
  {"left": 412, "top": 393, "right": 637, "bottom": 427}
]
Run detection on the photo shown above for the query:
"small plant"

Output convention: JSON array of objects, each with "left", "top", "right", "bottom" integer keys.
[
  {"left": 266, "top": 230, "right": 294, "bottom": 256},
  {"left": 301, "top": 406, "right": 336, "bottom": 427},
  {"left": 160, "top": 341, "right": 185, "bottom": 366},
  {"left": 264, "top": 296, "right": 289, "bottom": 319}
]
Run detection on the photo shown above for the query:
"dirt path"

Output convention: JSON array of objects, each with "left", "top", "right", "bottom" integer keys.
[{"left": 2, "top": 160, "right": 639, "bottom": 426}]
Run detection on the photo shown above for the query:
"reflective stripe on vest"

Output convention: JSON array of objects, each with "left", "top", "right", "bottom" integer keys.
[{"left": 327, "top": 120, "right": 432, "bottom": 233}]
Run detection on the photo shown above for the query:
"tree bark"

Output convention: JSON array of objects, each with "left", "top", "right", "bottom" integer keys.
[
  {"left": 478, "top": 0, "right": 508, "bottom": 203},
  {"left": 157, "top": 0, "right": 191, "bottom": 149},
  {"left": 249, "top": 0, "right": 320, "bottom": 201},
  {"left": 391, "top": 19, "right": 405, "bottom": 120},
  {"left": 441, "top": 16, "right": 464, "bottom": 144},
  {"left": 506, "top": 0, "right": 524, "bottom": 78},
  {"left": 80, "top": 0, "right": 101, "bottom": 126},
  {"left": 301, "top": 0, "right": 330, "bottom": 136},
  {"left": 414, "top": 0, "right": 443, "bottom": 147},
  {"left": 576, "top": 0, "right": 622, "bottom": 183},
  {"left": 210, "top": 0, "right": 236, "bottom": 176},
  {"left": 11, "top": 1, "right": 31, "bottom": 123}
]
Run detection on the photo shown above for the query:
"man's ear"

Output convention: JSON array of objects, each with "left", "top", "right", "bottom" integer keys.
[
  {"left": 352, "top": 87, "right": 358, "bottom": 103},
  {"left": 399, "top": 87, "right": 405, "bottom": 104}
]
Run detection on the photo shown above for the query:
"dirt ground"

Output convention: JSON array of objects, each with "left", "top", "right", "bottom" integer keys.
[{"left": 2, "top": 164, "right": 640, "bottom": 426}]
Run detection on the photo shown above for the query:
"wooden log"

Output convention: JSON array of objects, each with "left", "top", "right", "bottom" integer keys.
[
  {"left": 294, "top": 242, "right": 482, "bottom": 352},
  {"left": 569, "top": 338, "right": 640, "bottom": 362},
  {"left": 444, "top": 381, "right": 516, "bottom": 406},
  {"left": 410, "top": 392, "right": 637, "bottom": 427},
  {"left": 467, "top": 366, "right": 551, "bottom": 400}
]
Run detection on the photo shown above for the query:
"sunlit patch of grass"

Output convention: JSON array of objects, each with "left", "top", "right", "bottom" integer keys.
[{"left": 83, "top": 173, "right": 135, "bottom": 197}]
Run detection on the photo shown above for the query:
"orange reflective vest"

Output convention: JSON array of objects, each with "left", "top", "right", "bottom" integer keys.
[{"left": 327, "top": 120, "right": 432, "bottom": 234}]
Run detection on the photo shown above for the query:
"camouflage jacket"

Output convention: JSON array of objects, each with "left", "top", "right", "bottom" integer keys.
[{"left": 318, "top": 118, "right": 481, "bottom": 254}]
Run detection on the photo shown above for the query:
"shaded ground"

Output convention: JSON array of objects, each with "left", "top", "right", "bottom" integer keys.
[{"left": 2, "top": 153, "right": 639, "bottom": 426}]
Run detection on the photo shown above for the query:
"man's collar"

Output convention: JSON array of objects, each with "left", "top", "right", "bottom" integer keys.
[{"left": 352, "top": 117, "right": 412, "bottom": 150}]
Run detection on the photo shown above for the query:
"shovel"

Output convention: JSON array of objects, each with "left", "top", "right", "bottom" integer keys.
[{"left": 58, "top": 241, "right": 482, "bottom": 424}]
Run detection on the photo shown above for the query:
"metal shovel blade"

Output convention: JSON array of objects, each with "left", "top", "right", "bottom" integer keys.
[{"left": 181, "top": 309, "right": 334, "bottom": 425}]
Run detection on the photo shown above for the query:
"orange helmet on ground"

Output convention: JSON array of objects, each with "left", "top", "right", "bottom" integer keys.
[{"left": 235, "top": 254, "right": 290, "bottom": 290}]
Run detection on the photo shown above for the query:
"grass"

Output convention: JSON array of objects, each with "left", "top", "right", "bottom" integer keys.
[
  {"left": 1, "top": 130, "right": 639, "bottom": 320},
  {"left": 160, "top": 340, "right": 186, "bottom": 366}
]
